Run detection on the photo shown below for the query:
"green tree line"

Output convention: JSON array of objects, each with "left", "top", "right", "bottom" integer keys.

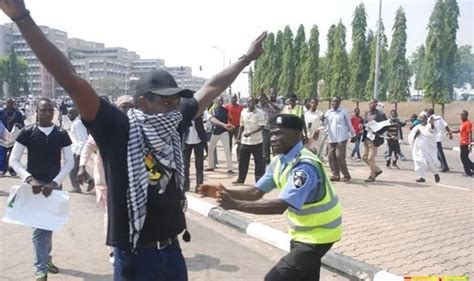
[{"left": 0, "top": 46, "right": 29, "bottom": 97}]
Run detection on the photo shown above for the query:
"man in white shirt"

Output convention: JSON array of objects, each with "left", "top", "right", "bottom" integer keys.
[
  {"left": 9, "top": 98, "right": 74, "bottom": 281},
  {"left": 426, "top": 108, "right": 452, "bottom": 172},
  {"left": 304, "top": 98, "right": 323, "bottom": 152},
  {"left": 68, "top": 107, "right": 93, "bottom": 193},
  {"left": 235, "top": 97, "right": 266, "bottom": 184},
  {"left": 323, "top": 96, "right": 355, "bottom": 182}
]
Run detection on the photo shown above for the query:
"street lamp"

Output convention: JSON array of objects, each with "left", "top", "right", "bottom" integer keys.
[{"left": 373, "top": 0, "right": 382, "bottom": 99}]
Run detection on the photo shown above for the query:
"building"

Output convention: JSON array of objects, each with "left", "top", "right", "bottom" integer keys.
[{"left": 165, "top": 66, "right": 206, "bottom": 92}]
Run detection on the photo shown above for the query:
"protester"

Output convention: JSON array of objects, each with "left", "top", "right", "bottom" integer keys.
[
  {"left": 350, "top": 108, "right": 363, "bottom": 161},
  {"left": 68, "top": 107, "right": 94, "bottom": 193},
  {"left": 426, "top": 108, "right": 452, "bottom": 172},
  {"left": 323, "top": 96, "right": 354, "bottom": 182},
  {"left": 9, "top": 98, "right": 74, "bottom": 281},
  {"left": 409, "top": 112, "right": 441, "bottom": 183},
  {"left": 362, "top": 99, "right": 387, "bottom": 182},
  {"left": 224, "top": 94, "right": 244, "bottom": 158},
  {"left": 385, "top": 109, "right": 405, "bottom": 169},
  {"left": 235, "top": 97, "right": 266, "bottom": 184},
  {"left": 451, "top": 110, "right": 473, "bottom": 177},
  {"left": 0, "top": 3, "right": 266, "bottom": 279},
  {"left": 199, "top": 114, "right": 341, "bottom": 281},
  {"left": 409, "top": 113, "right": 421, "bottom": 130},
  {"left": 183, "top": 114, "right": 208, "bottom": 191},
  {"left": 259, "top": 88, "right": 283, "bottom": 164},
  {"left": 0, "top": 98, "right": 25, "bottom": 176},
  {"left": 206, "top": 96, "right": 234, "bottom": 174},
  {"left": 282, "top": 94, "right": 305, "bottom": 119}
]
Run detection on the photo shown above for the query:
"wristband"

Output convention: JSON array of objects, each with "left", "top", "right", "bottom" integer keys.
[
  {"left": 238, "top": 54, "right": 251, "bottom": 66},
  {"left": 11, "top": 10, "right": 30, "bottom": 22}
]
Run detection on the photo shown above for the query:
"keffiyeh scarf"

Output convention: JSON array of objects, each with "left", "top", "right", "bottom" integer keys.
[{"left": 126, "top": 108, "right": 185, "bottom": 251}]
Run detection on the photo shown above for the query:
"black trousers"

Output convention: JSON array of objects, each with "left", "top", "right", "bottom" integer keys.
[
  {"left": 386, "top": 139, "right": 401, "bottom": 162},
  {"left": 437, "top": 142, "right": 449, "bottom": 170},
  {"left": 183, "top": 142, "right": 205, "bottom": 191},
  {"left": 460, "top": 144, "right": 473, "bottom": 176},
  {"left": 238, "top": 143, "right": 265, "bottom": 183},
  {"left": 265, "top": 241, "right": 333, "bottom": 281}
]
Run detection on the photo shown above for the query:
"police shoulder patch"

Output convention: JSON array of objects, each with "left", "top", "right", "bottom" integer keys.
[{"left": 292, "top": 170, "right": 308, "bottom": 189}]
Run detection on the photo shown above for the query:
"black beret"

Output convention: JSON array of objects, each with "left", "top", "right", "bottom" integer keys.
[{"left": 270, "top": 114, "right": 304, "bottom": 131}]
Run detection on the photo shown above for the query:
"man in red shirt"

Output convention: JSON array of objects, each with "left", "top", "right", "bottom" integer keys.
[
  {"left": 224, "top": 95, "right": 244, "bottom": 157},
  {"left": 452, "top": 110, "right": 473, "bottom": 177},
  {"left": 350, "top": 108, "right": 363, "bottom": 161}
]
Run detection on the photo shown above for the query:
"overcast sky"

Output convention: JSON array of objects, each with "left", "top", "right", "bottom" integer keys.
[{"left": 0, "top": 0, "right": 472, "bottom": 95}]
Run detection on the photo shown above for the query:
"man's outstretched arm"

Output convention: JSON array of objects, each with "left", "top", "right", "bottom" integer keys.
[
  {"left": 0, "top": 0, "right": 99, "bottom": 121},
  {"left": 194, "top": 32, "right": 266, "bottom": 117}
]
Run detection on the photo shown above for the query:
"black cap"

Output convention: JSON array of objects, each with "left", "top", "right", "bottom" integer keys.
[
  {"left": 271, "top": 114, "right": 304, "bottom": 131},
  {"left": 135, "top": 69, "right": 195, "bottom": 98}
]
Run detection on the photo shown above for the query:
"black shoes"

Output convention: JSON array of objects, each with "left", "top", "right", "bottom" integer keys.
[{"left": 434, "top": 174, "right": 440, "bottom": 183}]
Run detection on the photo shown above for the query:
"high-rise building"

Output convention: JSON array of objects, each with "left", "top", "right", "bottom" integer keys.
[{"left": 166, "top": 66, "right": 206, "bottom": 92}]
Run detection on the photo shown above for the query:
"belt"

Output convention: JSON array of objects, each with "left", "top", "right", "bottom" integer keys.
[{"left": 138, "top": 237, "right": 178, "bottom": 250}]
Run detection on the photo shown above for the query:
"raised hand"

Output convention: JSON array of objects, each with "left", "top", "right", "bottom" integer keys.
[
  {"left": 197, "top": 183, "right": 225, "bottom": 199},
  {"left": 0, "top": 0, "right": 27, "bottom": 19},
  {"left": 244, "top": 31, "right": 267, "bottom": 62}
]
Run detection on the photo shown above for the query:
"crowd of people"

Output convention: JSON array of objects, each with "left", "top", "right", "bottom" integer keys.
[{"left": 0, "top": 1, "right": 472, "bottom": 281}]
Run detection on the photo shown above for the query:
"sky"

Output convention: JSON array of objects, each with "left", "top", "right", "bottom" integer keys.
[{"left": 0, "top": 0, "right": 472, "bottom": 96}]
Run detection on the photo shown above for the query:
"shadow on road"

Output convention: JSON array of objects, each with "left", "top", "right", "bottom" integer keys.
[
  {"left": 57, "top": 268, "right": 113, "bottom": 281},
  {"left": 186, "top": 253, "right": 239, "bottom": 272}
]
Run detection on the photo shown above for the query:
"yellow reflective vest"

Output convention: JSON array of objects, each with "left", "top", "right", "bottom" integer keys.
[{"left": 272, "top": 147, "right": 342, "bottom": 244}]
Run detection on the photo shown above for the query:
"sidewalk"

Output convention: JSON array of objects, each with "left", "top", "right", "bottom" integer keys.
[{"left": 189, "top": 147, "right": 473, "bottom": 279}]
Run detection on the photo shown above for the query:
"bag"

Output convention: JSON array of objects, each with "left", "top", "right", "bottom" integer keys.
[
  {"left": 2, "top": 183, "right": 70, "bottom": 231},
  {"left": 373, "top": 135, "right": 385, "bottom": 147}
]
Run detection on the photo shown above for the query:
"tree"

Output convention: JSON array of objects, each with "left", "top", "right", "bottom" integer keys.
[
  {"left": 423, "top": 0, "right": 459, "bottom": 116},
  {"left": 296, "top": 42, "right": 310, "bottom": 99},
  {"left": 271, "top": 30, "right": 284, "bottom": 91},
  {"left": 0, "top": 47, "right": 29, "bottom": 97},
  {"left": 307, "top": 25, "right": 320, "bottom": 98},
  {"left": 278, "top": 26, "right": 296, "bottom": 96},
  {"left": 294, "top": 25, "right": 306, "bottom": 97},
  {"left": 366, "top": 22, "right": 389, "bottom": 101},
  {"left": 454, "top": 45, "right": 474, "bottom": 87},
  {"left": 387, "top": 7, "right": 411, "bottom": 110},
  {"left": 410, "top": 45, "right": 426, "bottom": 94},
  {"left": 331, "top": 21, "right": 349, "bottom": 100},
  {"left": 349, "top": 3, "right": 368, "bottom": 107},
  {"left": 321, "top": 24, "right": 337, "bottom": 102},
  {"left": 251, "top": 32, "right": 274, "bottom": 92}
]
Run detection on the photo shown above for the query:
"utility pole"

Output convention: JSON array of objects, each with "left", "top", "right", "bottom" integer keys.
[{"left": 373, "top": 0, "right": 382, "bottom": 99}]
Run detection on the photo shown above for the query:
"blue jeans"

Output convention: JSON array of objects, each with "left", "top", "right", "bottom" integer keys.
[
  {"left": 351, "top": 136, "right": 361, "bottom": 159},
  {"left": 113, "top": 242, "right": 187, "bottom": 281},
  {"left": 32, "top": 228, "right": 53, "bottom": 275},
  {"left": 0, "top": 145, "right": 5, "bottom": 172}
]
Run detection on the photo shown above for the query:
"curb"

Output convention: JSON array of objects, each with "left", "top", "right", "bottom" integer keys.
[{"left": 186, "top": 194, "right": 403, "bottom": 281}]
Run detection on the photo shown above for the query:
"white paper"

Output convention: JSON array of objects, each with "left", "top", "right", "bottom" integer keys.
[
  {"left": 2, "top": 184, "right": 70, "bottom": 231},
  {"left": 367, "top": 119, "right": 391, "bottom": 133}
]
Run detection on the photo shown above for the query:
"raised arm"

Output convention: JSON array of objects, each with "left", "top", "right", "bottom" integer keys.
[
  {"left": 0, "top": 0, "right": 100, "bottom": 121},
  {"left": 194, "top": 32, "right": 266, "bottom": 116}
]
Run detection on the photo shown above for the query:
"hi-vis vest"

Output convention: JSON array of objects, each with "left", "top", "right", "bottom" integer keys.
[
  {"left": 272, "top": 147, "right": 342, "bottom": 244},
  {"left": 282, "top": 104, "right": 304, "bottom": 117}
]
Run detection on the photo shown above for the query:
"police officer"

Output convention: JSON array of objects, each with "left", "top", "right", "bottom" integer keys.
[{"left": 199, "top": 114, "right": 342, "bottom": 281}]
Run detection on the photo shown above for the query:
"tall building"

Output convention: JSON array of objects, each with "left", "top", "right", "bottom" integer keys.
[
  {"left": 0, "top": 23, "right": 204, "bottom": 98},
  {"left": 166, "top": 66, "right": 206, "bottom": 92}
]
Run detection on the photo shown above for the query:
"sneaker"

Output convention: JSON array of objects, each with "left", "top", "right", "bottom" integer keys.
[
  {"left": 364, "top": 177, "right": 375, "bottom": 183},
  {"left": 226, "top": 170, "right": 235, "bottom": 174},
  {"left": 416, "top": 178, "right": 426, "bottom": 183},
  {"left": 342, "top": 176, "right": 351, "bottom": 182},
  {"left": 354, "top": 158, "right": 361, "bottom": 162},
  {"left": 109, "top": 252, "right": 114, "bottom": 264},
  {"left": 8, "top": 168, "right": 17, "bottom": 177},
  {"left": 330, "top": 176, "right": 340, "bottom": 182},
  {"left": 392, "top": 163, "right": 400, "bottom": 169},
  {"left": 69, "top": 188, "right": 81, "bottom": 194},
  {"left": 374, "top": 170, "right": 383, "bottom": 179},
  {"left": 204, "top": 168, "right": 215, "bottom": 172},
  {"left": 386, "top": 161, "right": 391, "bottom": 168},
  {"left": 232, "top": 180, "right": 244, "bottom": 185},
  {"left": 400, "top": 156, "right": 406, "bottom": 161},
  {"left": 434, "top": 174, "right": 440, "bottom": 183},
  {"left": 441, "top": 168, "right": 450, "bottom": 173},
  {"left": 35, "top": 272, "right": 47, "bottom": 281},
  {"left": 47, "top": 261, "right": 59, "bottom": 274}
]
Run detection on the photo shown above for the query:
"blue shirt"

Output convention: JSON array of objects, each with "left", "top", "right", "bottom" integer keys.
[
  {"left": 256, "top": 142, "right": 322, "bottom": 210},
  {"left": 324, "top": 107, "right": 354, "bottom": 143}
]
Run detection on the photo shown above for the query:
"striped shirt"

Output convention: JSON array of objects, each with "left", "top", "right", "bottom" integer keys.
[{"left": 324, "top": 107, "right": 354, "bottom": 143}]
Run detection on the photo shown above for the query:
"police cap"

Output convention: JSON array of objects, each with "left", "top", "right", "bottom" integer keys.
[{"left": 270, "top": 114, "right": 304, "bottom": 131}]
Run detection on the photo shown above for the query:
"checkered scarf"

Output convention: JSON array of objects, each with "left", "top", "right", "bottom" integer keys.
[{"left": 126, "top": 108, "right": 184, "bottom": 251}]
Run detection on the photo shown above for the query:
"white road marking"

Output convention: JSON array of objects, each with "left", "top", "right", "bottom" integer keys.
[{"left": 435, "top": 183, "right": 471, "bottom": 191}]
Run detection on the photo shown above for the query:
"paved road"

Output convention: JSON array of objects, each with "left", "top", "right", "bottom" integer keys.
[{"left": 0, "top": 175, "right": 348, "bottom": 281}]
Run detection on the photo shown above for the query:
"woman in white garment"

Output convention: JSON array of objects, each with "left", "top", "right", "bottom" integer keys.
[{"left": 409, "top": 112, "right": 441, "bottom": 183}]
